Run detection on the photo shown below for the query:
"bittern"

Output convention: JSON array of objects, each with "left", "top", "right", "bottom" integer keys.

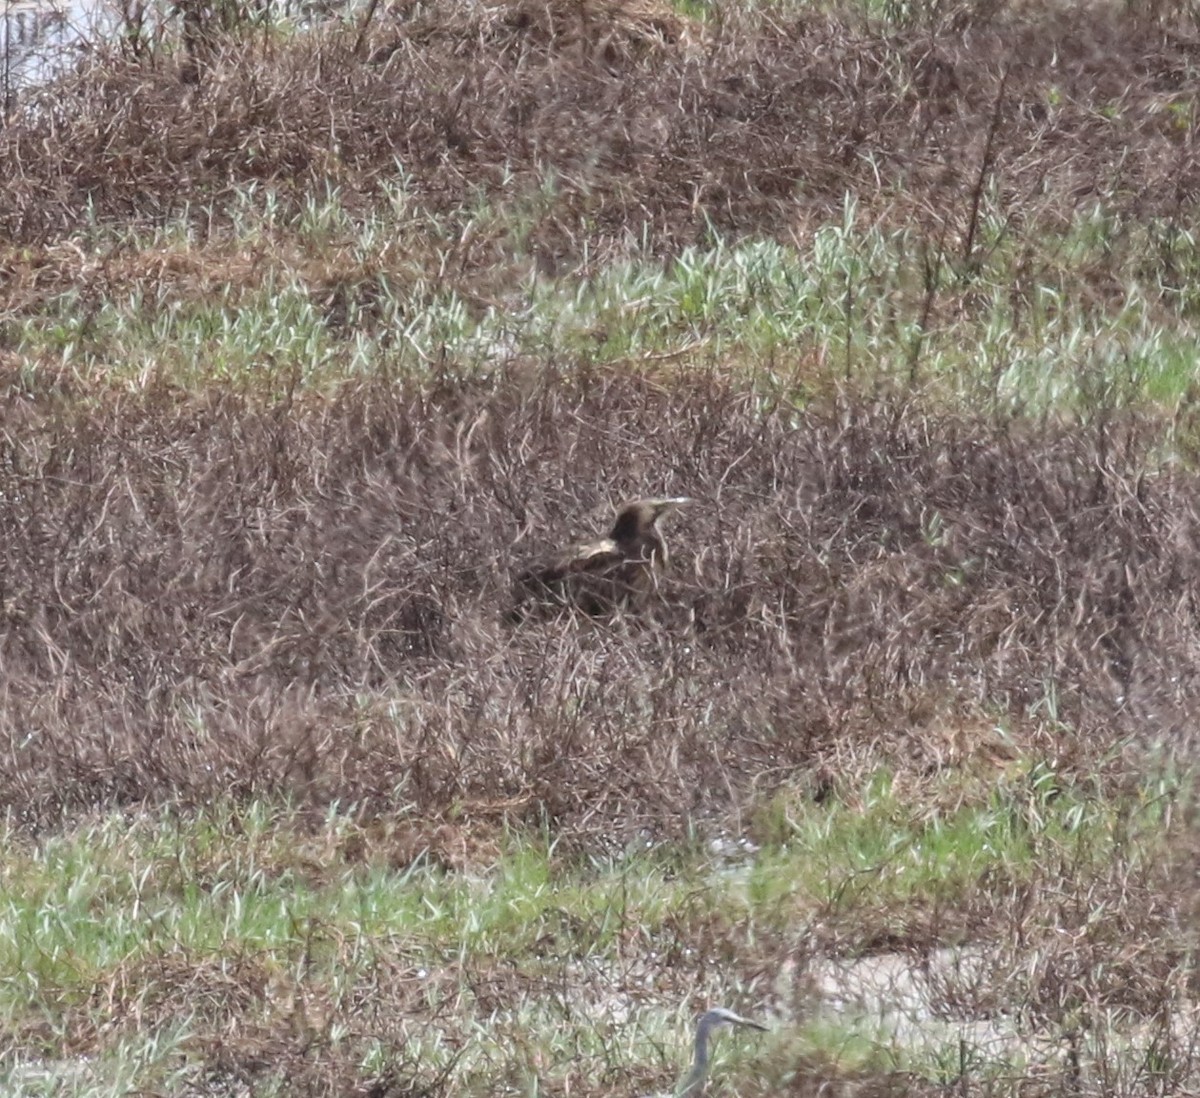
[
  {"left": 508, "top": 497, "right": 692, "bottom": 620},
  {"left": 674, "top": 1007, "right": 768, "bottom": 1097}
]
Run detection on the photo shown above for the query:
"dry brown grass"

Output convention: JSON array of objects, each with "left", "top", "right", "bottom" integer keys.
[
  {"left": 0, "top": 367, "right": 1193, "bottom": 842},
  {"left": 4, "top": 0, "right": 1200, "bottom": 267}
]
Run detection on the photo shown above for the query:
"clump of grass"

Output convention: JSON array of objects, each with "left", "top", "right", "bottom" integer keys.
[{"left": 749, "top": 762, "right": 1172, "bottom": 937}]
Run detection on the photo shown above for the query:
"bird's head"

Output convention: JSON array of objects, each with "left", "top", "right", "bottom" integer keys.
[
  {"left": 610, "top": 497, "right": 692, "bottom": 545},
  {"left": 698, "top": 1007, "right": 767, "bottom": 1033},
  {"left": 675, "top": 1007, "right": 767, "bottom": 1097}
]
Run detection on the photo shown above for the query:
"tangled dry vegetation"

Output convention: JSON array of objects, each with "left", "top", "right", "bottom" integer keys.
[
  {"left": 0, "top": 368, "right": 1196, "bottom": 841},
  {"left": 4, "top": 0, "right": 1200, "bottom": 265}
]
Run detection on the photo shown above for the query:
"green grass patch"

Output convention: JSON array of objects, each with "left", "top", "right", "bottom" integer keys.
[
  {"left": 8, "top": 186, "right": 1200, "bottom": 424},
  {"left": 0, "top": 760, "right": 1184, "bottom": 1093},
  {"left": 748, "top": 762, "right": 1172, "bottom": 926}
]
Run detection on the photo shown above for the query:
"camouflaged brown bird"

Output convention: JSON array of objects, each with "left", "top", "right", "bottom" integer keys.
[{"left": 507, "top": 497, "right": 692, "bottom": 620}]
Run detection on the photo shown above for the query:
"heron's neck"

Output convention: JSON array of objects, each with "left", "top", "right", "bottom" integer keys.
[
  {"left": 676, "top": 1060, "right": 706, "bottom": 1098},
  {"left": 676, "top": 1019, "right": 713, "bottom": 1097}
]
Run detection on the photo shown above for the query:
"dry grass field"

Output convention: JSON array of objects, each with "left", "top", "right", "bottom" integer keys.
[{"left": 4, "top": 0, "right": 1200, "bottom": 1093}]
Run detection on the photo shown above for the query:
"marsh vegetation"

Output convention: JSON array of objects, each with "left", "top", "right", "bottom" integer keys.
[{"left": 4, "top": 0, "right": 1200, "bottom": 1093}]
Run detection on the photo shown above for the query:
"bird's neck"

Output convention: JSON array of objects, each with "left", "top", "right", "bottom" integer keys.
[
  {"left": 676, "top": 1060, "right": 706, "bottom": 1098},
  {"left": 626, "top": 531, "right": 665, "bottom": 564},
  {"left": 675, "top": 1021, "right": 711, "bottom": 1096}
]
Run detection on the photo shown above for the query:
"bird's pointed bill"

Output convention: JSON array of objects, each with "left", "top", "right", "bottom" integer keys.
[
  {"left": 733, "top": 1015, "right": 768, "bottom": 1031},
  {"left": 706, "top": 1007, "right": 767, "bottom": 1030},
  {"left": 649, "top": 496, "right": 693, "bottom": 512}
]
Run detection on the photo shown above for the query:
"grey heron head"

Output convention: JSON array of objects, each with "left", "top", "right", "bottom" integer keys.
[
  {"left": 698, "top": 1006, "right": 767, "bottom": 1033},
  {"left": 674, "top": 1006, "right": 767, "bottom": 1097}
]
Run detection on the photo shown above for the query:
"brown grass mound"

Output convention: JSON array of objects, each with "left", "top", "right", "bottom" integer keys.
[
  {"left": 0, "top": 367, "right": 1196, "bottom": 836},
  {"left": 4, "top": 1, "right": 1200, "bottom": 258}
]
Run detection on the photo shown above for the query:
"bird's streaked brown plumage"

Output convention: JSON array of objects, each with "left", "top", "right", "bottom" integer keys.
[{"left": 507, "top": 497, "right": 692, "bottom": 620}]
